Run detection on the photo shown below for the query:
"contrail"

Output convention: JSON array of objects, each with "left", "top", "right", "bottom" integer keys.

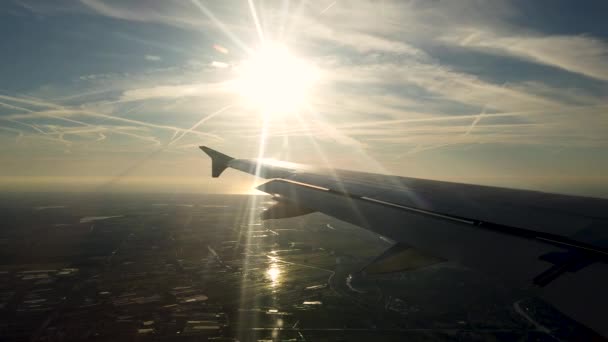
[
  {"left": 320, "top": 1, "right": 336, "bottom": 14},
  {"left": 0, "top": 94, "right": 62, "bottom": 109},
  {"left": 169, "top": 104, "right": 234, "bottom": 146},
  {"left": 464, "top": 106, "right": 486, "bottom": 136},
  {"left": 0, "top": 101, "right": 34, "bottom": 113}
]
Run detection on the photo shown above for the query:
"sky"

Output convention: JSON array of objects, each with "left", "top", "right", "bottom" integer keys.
[{"left": 0, "top": 0, "right": 607, "bottom": 196}]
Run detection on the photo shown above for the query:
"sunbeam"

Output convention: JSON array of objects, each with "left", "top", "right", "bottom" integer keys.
[
  {"left": 191, "top": 0, "right": 253, "bottom": 54},
  {"left": 247, "top": 0, "right": 265, "bottom": 44}
]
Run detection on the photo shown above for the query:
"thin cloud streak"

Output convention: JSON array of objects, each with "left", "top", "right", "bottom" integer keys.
[
  {"left": 169, "top": 103, "right": 235, "bottom": 146},
  {"left": 442, "top": 29, "right": 608, "bottom": 81}
]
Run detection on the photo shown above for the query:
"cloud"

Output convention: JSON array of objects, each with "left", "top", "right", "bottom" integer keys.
[
  {"left": 211, "top": 61, "right": 229, "bottom": 68},
  {"left": 304, "top": 21, "right": 428, "bottom": 57},
  {"left": 145, "top": 55, "right": 162, "bottom": 62},
  {"left": 79, "top": 0, "right": 205, "bottom": 27},
  {"left": 328, "top": 61, "right": 564, "bottom": 113},
  {"left": 118, "top": 82, "right": 229, "bottom": 102},
  {"left": 442, "top": 29, "right": 608, "bottom": 81}
]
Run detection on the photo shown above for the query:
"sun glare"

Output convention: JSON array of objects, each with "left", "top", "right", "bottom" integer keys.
[
  {"left": 266, "top": 263, "right": 281, "bottom": 287},
  {"left": 234, "top": 43, "right": 319, "bottom": 115}
]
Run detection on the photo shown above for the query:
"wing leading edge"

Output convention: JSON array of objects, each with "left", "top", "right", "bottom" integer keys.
[{"left": 199, "top": 146, "right": 608, "bottom": 335}]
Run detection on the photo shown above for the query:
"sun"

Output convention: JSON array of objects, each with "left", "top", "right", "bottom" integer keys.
[{"left": 234, "top": 43, "right": 319, "bottom": 115}]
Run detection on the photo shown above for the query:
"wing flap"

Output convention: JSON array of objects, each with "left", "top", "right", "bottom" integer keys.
[{"left": 359, "top": 242, "right": 444, "bottom": 275}]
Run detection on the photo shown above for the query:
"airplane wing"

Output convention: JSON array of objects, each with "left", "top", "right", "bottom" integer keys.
[{"left": 200, "top": 146, "right": 608, "bottom": 336}]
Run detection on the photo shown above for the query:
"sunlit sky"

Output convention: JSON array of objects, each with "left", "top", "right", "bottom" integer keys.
[{"left": 1, "top": 0, "right": 607, "bottom": 196}]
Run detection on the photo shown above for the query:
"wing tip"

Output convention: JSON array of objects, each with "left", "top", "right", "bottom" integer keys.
[{"left": 199, "top": 146, "right": 234, "bottom": 178}]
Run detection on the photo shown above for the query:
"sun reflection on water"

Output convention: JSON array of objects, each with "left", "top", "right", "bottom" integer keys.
[{"left": 266, "top": 262, "right": 282, "bottom": 288}]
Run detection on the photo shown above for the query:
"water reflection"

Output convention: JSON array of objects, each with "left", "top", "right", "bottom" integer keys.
[{"left": 266, "top": 256, "right": 282, "bottom": 288}]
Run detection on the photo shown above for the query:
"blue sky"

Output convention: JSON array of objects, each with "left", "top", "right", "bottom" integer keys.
[{"left": 0, "top": 0, "right": 607, "bottom": 196}]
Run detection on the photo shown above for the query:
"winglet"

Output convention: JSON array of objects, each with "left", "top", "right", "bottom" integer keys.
[{"left": 199, "top": 146, "right": 234, "bottom": 178}]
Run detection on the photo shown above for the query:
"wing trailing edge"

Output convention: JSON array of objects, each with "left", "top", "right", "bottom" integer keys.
[{"left": 261, "top": 197, "right": 316, "bottom": 220}]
